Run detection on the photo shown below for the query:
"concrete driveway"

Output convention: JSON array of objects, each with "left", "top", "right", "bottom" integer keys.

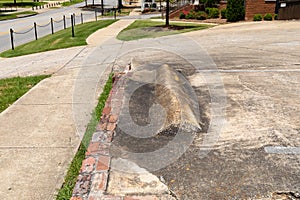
[
  {"left": 156, "top": 21, "right": 300, "bottom": 199},
  {"left": 107, "top": 21, "right": 300, "bottom": 199}
]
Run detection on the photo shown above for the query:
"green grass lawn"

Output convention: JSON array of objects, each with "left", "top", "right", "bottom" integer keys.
[
  {"left": 101, "top": 8, "right": 132, "bottom": 17},
  {"left": 56, "top": 74, "right": 113, "bottom": 200},
  {"left": 0, "top": 19, "right": 117, "bottom": 58},
  {"left": 117, "top": 19, "right": 213, "bottom": 41},
  {"left": 0, "top": 11, "right": 37, "bottom": 21},
  {"left": 0, "top": 75, "right": 50, "bottom": 113},
  {"left": 0, "top": 0, "right": 45, "bottom": 8},
  {"left": 61, "top": 0, "right": 84, "bottom": 7}
]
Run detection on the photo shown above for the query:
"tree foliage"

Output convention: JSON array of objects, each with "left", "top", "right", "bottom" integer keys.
[{"left": 226, "top": 0, "right": 245, "bottom": 22}]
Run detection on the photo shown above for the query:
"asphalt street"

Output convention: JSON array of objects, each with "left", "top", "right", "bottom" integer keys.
[{"left": 0, "top": 0, "right": 118, "bottom": 53}]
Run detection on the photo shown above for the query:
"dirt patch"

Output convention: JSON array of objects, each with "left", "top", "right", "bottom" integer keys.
[
  {"left": 173, "top": 18, "right": 228, "bottom": 24},
  {"left": 142, "top": 25, "right": 197, "bottom": 32}
]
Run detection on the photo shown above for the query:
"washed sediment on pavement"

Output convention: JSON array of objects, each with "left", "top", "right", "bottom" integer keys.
[{"left": 71, "top": 72, "right": 176, "bottom": 200}]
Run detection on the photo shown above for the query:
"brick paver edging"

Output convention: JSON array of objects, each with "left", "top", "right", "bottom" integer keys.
[
  {"left": 70, "top": 72, "right": 124, "bottom": 200},
  {"left": 71, "top": 71, "right": 174, "bottom": 200}
]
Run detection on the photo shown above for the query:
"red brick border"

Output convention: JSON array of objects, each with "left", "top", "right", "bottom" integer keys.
[
  {"left": 71, "top": 72, "right": 124, "bottom": 200},
  {"left": 71, "top": 72, "right": 176, "bottom": 200}
]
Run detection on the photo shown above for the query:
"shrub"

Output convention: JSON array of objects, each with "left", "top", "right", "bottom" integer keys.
[
  {"left": 205, "top": 7, "right": 210, "bottom": 14},
  {"left": 203, "top": 0, "right": 220, "bottom": 8},
  {"left": 274, "top": 14, "right": 278, "bottom": 20},
  {"left": 186, "top": 12, "right": 195, "bottom": 19},
  {"left": 179, "top": 12, "right": 186, "bottom": 19},
  {"left": 221, "top": 8, "right": 227, "bottom": 19},
  {"left": 195, "top": 11, "right": 207, "bottom": 20},
  {"left": 226, "top": 0, "right": 245, "bottom": 22},
  {"left": 264, "top": 13, "right": 273, "bottom": 21},
  {"left": 206, "top": 7, "right": 219, "bottom": 18},
  {"left": 253, "top": 14, "right": 263, "bottom": 21}
]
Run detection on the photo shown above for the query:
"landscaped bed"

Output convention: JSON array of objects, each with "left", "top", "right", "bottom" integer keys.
[{"left": 117, "top": 19, "right": 213, "bottom": 41}]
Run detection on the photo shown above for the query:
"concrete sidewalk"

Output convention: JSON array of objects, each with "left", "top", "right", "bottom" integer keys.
[{"left": 0, "top": 19, "right": 134, "bottom": 200}]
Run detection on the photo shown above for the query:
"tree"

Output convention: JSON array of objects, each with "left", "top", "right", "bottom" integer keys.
[
  {"left": 226, "top": 0, "right": 245, "bottom": 22},
  {"left": 118, "top": 0, "right": 123, "bottom": 8},
  {"left": 203, "top": 0, "right": 220, "bottom": 8},
  {"left": 165, "top": 0, "right": 169, "bottom": 26}
]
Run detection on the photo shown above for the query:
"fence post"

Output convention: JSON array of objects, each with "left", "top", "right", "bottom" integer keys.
[
  {"left": 73, "top": 13, "right": 75, "bottom": 25},
  {"left": 51, "top": 18, "right": 54, "bottom": 34},
  {"left": 81, "top": 13, "right": 83, "bottom": 24},
  {"left": 71, "top": 15, "right": 75, "bottom": 37},
  {"left": 34, "top": 22, "right": 38, "bottom": 40},
  {"left": 95, "top": 10, "right": 97, "bottom": 21},
  {"left": 63, "top": 15, "right": 66, "bottom": 29},
  {"left": 101, "top": 0, "right": 104, "bottom": 15},
  {"left": 10, "top": 28, "right": 14, "bottom": 50}
]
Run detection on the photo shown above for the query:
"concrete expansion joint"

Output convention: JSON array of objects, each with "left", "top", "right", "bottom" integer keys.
[{"left": 55, "top": 46, "right": 88, "bottom": 74}]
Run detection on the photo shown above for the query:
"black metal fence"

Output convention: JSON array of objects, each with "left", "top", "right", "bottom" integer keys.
[
  {"left": 9, "top": 10, "right": 117, "bottom": 50},
  {"left": 32, "top": 2, "right": 61, "bottom": 10}
]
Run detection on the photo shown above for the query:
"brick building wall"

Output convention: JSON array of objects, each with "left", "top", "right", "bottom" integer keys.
[
  {"left": 245, "top": 0, "right": 276, "bottom": 20},
  {"left": 219, "top": 1, "right": 227, "bottom": 10},
  {"left": 169, "top": 0, "right": 276, "bottom": 20}
]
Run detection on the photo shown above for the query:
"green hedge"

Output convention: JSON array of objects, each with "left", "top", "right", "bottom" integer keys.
[
  {"left": 205, "top": 7, "right": 219, "bottom": 18},
  {"left": 226, "top": 0, "right": 245, "bottom": 22},
  {"left": 221, "top": 8, "right": 227, "bottom": 19},
  {"left": 264, "top": 13, "right": 273, "bottom": 21},
  {"left": 180, "top": 10, "right": 207, "bottom": 20},
  {"left": 253, "top": 14, "right": 263, "bottom": 21}
]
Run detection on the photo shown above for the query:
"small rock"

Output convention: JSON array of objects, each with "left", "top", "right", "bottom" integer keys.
[{"left": 159, "top": 176, "right": 166, "bottom": 184}]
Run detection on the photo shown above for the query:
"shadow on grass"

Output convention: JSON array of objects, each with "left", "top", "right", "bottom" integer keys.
[{"left": 117, "top": 20, "right": 213, "bottom": 41}]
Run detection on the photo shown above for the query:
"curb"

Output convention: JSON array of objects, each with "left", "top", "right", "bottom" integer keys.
[
  {"left": 71, "top": 72, "right": 127, "bottom": 200},
  {"left": 71, "top": 70, "right": 176, "bottom": 200}
]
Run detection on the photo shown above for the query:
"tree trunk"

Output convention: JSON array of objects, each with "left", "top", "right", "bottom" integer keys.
[
  {"left": 166, "top": 0, "right": 169, "bottom": 26},
  {"left": 118, "top": 0, "right": 123, "bottom": 8}
]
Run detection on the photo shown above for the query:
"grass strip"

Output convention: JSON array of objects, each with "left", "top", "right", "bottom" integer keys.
[
  {"left": 101, "top": 8, "right": 132, "bottom": 17},
  {"left": 0, "top": 11, "right": 37, "bottom": 21},
  {"left": 0, "top": 2, "right": 45, "bottom": 8},
  {"left": 117, "top": 19, "right": 213, "bottom": 41},
  {"left": 56, "top": 73, "right": 113, "bottom": 200},
  {"left": 61, "top": 0, "right": 84, "bottom": 7},
  {"left": 0, "top": 19, "right": 117, "bottom": 58},
  {"left": 0, "top": 75, "right": 50, "bottom": 113}
]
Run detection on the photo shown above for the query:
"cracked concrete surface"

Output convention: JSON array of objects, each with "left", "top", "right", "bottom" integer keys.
[
  {"left": 109, "top": 21, "right": 300, "bottom": 199},
  {"left": 1, "top": 19, "right": 299, "bottom": 199}
]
